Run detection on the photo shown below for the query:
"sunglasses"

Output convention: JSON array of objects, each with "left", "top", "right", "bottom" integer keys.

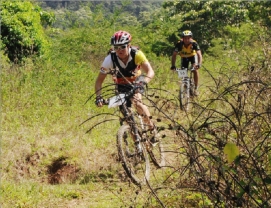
[{"left": 114, "top": 45, "right": 128, "bottom": 51}]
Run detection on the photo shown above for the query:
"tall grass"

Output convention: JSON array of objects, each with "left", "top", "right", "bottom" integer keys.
[
  {"left": 0, "top": 24, "right": 172, "bottom": 206},
  {"left": 1, "top": 23, "right": 270, "bottom": 207}
]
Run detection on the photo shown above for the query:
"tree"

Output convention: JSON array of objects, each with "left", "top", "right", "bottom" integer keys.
[
  {"left": 248, "top": 1, "right": 271, "bottom": 27},
  {"left": 0, "top": 1, "right": 54, "bottom": 63},
  {"left": 162, "top": 1, "right": 251, "bottom": 52}
]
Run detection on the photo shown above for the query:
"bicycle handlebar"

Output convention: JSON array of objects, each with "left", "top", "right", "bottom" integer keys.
[
  {"left": 102, "top": 98, "right": 109, "bottom": 105},
  {"left": 100, "top": 84, "right": 143, "bottom": 106},
  {"left": 175, "top": 67, "right": 196, "bottom": 72}
]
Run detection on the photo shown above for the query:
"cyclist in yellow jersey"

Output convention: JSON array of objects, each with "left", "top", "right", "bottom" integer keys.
[
  {"left": 95, "top": 31, "right": 159, "bottom": 140},
  {"left": 171, "top": 30, "right": 203, "bottom": 95}
]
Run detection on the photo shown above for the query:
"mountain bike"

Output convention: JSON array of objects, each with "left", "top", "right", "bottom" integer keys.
[
  {"left": 175, "top": 67, "right": 195, "bottom": 111},
  {"left": 103, "top": 82, "right": 165, "bottom": 187}
]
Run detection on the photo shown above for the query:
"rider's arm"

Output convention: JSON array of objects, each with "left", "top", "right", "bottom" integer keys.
[
  {"left": 95, "top": 55, "right": 113, "bottom": 97},
  {"left": 135, "top": 51, "right": 154, "bottom": 83},
  {"left": 171, "top": 41, "right": 181, "bottom": 69},
  {"left": 140, "top": 61, "right": 154, "bottom": 83},
  {"left": 171, "top": 51, "right": 178, "bottom": 68},
  {"left": 193, "top": 42, "right": 203, "bottom": 68},
  {"left": 95, "top": 71, "right": 107, "bottom": 97},
  {"left": 196, "top": 50, "right": 203, "bottom": 68}
]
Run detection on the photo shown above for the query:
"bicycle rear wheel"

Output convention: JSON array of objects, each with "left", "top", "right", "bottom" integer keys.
[
  {"left": 179, "top": 84, "right": 189, "bottom": 111},
  {"left": 117, "top": 124, "right": 150, "bottom": 186}
]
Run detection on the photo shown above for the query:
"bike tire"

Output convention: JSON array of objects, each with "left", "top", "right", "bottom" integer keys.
[
  {"left": 179, "top": 85, "right": 189, "bottom": 111},
  {"left": 147, "top": 139, "right": 165, "bottom": 168},
  {"left": 117, "top": 124, "right": 150, "bottom": 186}
]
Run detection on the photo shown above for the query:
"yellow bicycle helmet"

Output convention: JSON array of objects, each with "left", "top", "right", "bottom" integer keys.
[{"left": 181, "top": 30, "right": 193, "bottom": 37}]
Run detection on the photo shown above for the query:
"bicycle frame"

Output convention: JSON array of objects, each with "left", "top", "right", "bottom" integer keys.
[
  {"left": 119, "top": 101, "right": 145, "bottom": 145},
  {"left": 108, "top": 92, "right": 145, "bottom": 145},
  {"left": 176, "top": 67, "right": 195, "bottom": 111}
]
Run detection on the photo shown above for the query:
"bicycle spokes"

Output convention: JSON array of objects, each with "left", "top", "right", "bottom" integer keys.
[{"left": 117, "top": 125, "right": 150, "bottom": 186}]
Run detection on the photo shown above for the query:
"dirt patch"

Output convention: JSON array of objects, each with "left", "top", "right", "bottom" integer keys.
[
  {"left": 15, "top": 151, "right": 47, "bottom": 181},
  {"left": 47, "top": 157, "right": 80, "bottom": 184}
]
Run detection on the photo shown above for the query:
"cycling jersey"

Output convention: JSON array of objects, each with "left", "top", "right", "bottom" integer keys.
[
  {"left": 174, "top": 39, "right": 200, "bottom": 58},
  {"left": 101, "top": 48, "right": 147, "bottom": 84}
]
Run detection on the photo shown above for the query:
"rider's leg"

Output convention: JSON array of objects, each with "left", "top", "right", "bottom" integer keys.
[
  {"left": 190, "top": 56, "right": 199, "bottom": 95},
  {"left": 192, "top": 68, "right": 199, "bottom": 96},
  {"left": 131, "top": 92, "right": 154, "bottom": 130},
  {"left": 194, "top": 55, "right": 199, "bottom": 89},
  {"left": 132, "top": 93, "right": 161, "bottom": 143},
  {"left": 193, "top": 69, "right": 199, "bottom": 89}
]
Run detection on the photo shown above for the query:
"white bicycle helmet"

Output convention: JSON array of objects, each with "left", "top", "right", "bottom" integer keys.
[
  {"left": 111, "top": 30, "right": 132, "bottom": 45},
  {"left": 181, "top": 30, "right": 193, "bottom": 37}
]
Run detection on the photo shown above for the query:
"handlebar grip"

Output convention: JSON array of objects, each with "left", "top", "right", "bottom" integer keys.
[{"left": 103, "top": 99, "right": 109, "bottom": 105}]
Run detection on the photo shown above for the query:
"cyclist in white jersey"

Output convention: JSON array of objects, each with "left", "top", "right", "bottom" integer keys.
[{"left": 95, "top": 30, "right": 158, "bottom": 139}]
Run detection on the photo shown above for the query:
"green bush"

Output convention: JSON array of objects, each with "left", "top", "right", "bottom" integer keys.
[{"left": 0, "top": 1, "right": 52, "bottom": 63}]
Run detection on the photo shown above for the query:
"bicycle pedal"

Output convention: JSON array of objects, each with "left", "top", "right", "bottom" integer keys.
[
  {"left": 151, "top": 141, "right": 159, "bottom": 147},
  {"left": 150, "top": 138, "right": 159, "bottom": 147}
]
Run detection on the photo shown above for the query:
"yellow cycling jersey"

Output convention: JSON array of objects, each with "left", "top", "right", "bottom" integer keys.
[
  {"left": 174, "top": 39, "right": 200, "bottom": 58},
  {"left": 124, "top": 49, "right": 144, "bottom": 79},
  {"left": 135, "top": 50, "right": 148, "bottom": 65}
]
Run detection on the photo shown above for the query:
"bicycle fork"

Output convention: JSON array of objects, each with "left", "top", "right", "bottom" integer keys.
[
  {"left": 121, "top": 106, "right": 143, "bottom": 153},
  {"left": 129, "top": 114, "right": 146, "bottom": 154},
  {"left": 182, "top": 77, "right": 190, "bottom": 99},
  {"left": 131, "top": 124, "right": 143, "bottom": 153}
]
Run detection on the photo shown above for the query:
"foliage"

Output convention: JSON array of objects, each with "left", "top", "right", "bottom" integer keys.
[
  {"left": 223, "top": 143, "right": 239, "bottom": 163},
  {"left": 41, "top": 1, "right": 161, "bottom": 30},
  {"left": 1, "top": 1, "right": 271, "bottom": 207},
  {"left": 248, "top": 1, "right": 271, "bottom": 27},
  {"left": 39, "top": 8, "right": 55, "bottom": 28},
  {"left": 162, "top": 1, "right": 271, "bottom": 53},
  {"left": 189, "top": 62, "right": 271, "bottom": 207},
  {"left": 0, "top": 1, "right": 53, "bottom": 63}
]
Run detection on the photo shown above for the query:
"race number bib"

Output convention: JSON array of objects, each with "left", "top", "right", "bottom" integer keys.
[
  {"left": 108, "top": 94, "right": 126, "bottom": 108},
  {"left": 176, "top": 69, "right": 188, "bottom": 78}
]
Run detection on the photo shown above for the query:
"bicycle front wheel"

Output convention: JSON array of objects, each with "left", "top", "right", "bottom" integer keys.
[
  {"left": 147, "top": 139, "right": 165, "bottom": 168},
  {"left": 179, "top": 84, "right": 189, "bottom": 111},
  {"left": 117, "top": 124, "right": 150, "bottom": 186}
]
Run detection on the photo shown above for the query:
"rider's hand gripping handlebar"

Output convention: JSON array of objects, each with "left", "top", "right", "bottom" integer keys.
[{"left": 95, "top": 95, "right": 109, "bottom": 106}]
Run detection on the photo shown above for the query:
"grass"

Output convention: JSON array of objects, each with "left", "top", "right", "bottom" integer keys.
[
  {"left": 1, "top": 23, "right": 270, "bottom": 207},
  {"left": 0, "top": 53, "right": 208, "bottom": 207},
  {"left": 0, "top": 56, "right": 228, "bottom": 207},
  {"left": 1, "top": 181, "right": 137, "bottom": 208}
]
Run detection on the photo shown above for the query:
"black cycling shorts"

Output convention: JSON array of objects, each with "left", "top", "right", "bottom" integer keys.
[{"left": 181, "top": 56, "right": 197, "bottom": 68}]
